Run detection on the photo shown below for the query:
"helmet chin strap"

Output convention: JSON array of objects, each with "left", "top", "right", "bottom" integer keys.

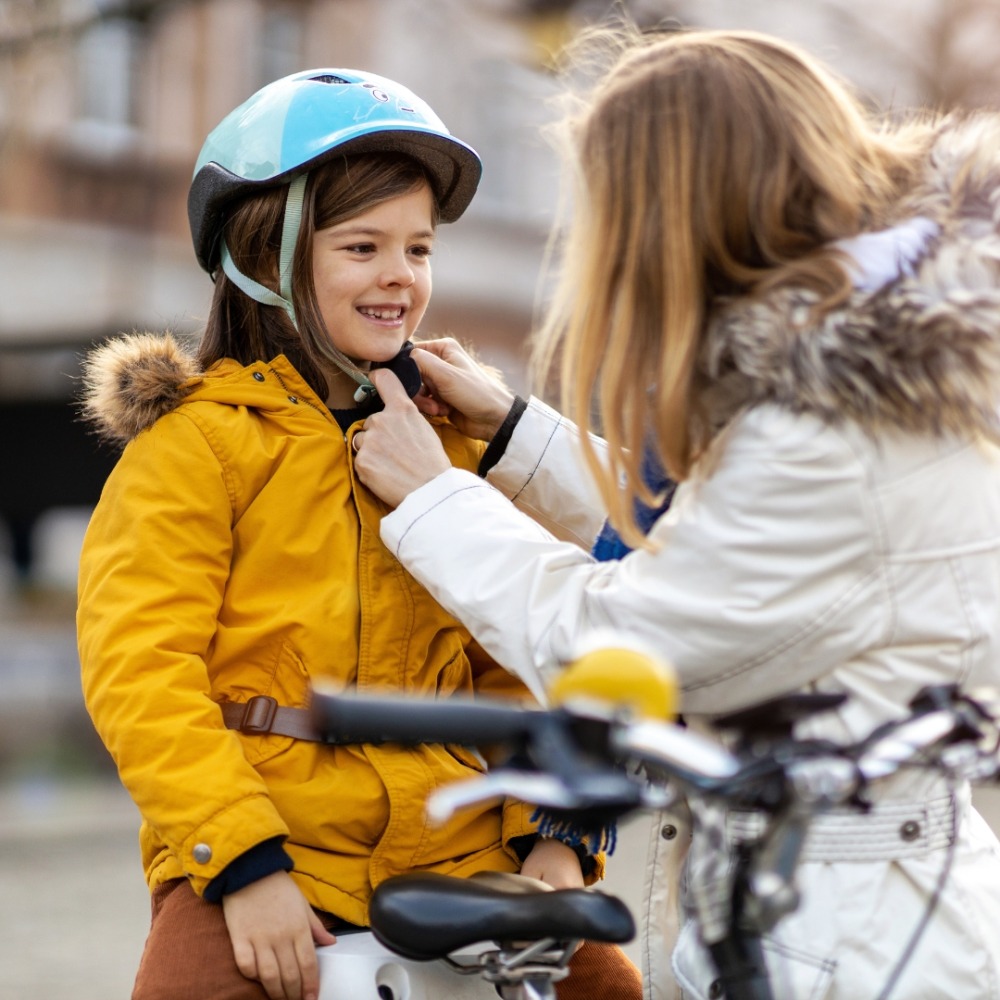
[{"left": 219, "top": 173, "right": 377, "bottom": 402}]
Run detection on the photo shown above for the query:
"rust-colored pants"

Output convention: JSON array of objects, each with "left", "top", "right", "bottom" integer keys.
[{"left": 132, "top": 879, "right": 643, "bottom": 999}]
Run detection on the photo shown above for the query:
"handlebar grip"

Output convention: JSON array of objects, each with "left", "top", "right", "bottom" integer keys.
[{"left": 310, "top": 690, "right": 536, "bottom": 747}]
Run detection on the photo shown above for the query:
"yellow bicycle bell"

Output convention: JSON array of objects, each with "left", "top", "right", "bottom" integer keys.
[{"left": 547, "top": 639, "right": 679, "bottom": 721}]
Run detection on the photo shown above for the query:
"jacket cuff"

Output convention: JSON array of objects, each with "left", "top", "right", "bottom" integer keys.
[
  {"left": 382, "top": 467, "right": 499, "bottom": 557},
  {"left": 477, "top": 396, "right": 528, "bottom": 477},
  {"left": 202, "top": 836, "right": 294, "bottom": 902},
  {"left": 482, "top": 396, "right": 566, "bottom": 498}
]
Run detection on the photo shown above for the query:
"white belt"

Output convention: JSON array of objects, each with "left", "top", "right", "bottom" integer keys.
[{"left": 726, "top": 792, "right": 959, "bottom": 863}]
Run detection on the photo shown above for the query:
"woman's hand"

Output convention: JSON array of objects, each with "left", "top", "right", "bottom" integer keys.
[
  {"left": 222, "top": 870, "right": 336, "bottom": 1000},
  {"left": 519, "top": 837, "right": 586, "bottom": 890},
  {"left": 410, "top": 338, "right": 516, "bottom": 442},
  {"left": 353, "top": 369, "right": 453, "bottom": 507}
]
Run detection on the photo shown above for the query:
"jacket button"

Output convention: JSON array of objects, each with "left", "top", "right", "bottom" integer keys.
[
  {"left": 900, "top": 820, "right": 921, "bottom": 842},
  {"left": 661, "top": 823, "right": 678, "bottom": 841},
  {"left": 253, "top": 372, "right": 265, "bottom": 382},
  {"left": 193, "top": 843, "right": 213, "bottom": 864},
  {"left": 288, "top": 395, "right": 298, "bottom": 404}
]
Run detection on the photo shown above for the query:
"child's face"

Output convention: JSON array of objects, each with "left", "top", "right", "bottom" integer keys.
[{"left": 311, "top": 182, "right": 435, "bottom": 366}]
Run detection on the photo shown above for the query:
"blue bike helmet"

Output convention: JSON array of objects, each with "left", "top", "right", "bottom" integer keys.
[{"left": 187, "top": 68, "right": 482, "bottom": 398}]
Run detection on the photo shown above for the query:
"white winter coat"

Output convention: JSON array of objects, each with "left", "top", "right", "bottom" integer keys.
[{"left": 380, "top": 114, "right": 1000, "bottom": 998}]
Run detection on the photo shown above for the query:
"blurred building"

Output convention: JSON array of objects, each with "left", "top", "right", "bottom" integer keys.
[
  {"left": 650, "top": 0, "right": 1000, "bottom": 111},
  {"left": 0, "top": 0, "right": 567, "bottom": 586},
  {"left": 0, "top": 0, "right": 998, "bottom": 587}
]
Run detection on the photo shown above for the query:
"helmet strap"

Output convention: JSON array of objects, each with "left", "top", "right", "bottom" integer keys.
[
  {"left": 220, "top": 240, "right": 292, "bottom": 318},
  {"left": 277, "top": 173, "right": 306, "bottom": 309},
  {"left": 220, "top": 172, "right": 376, "bottom": 402}
]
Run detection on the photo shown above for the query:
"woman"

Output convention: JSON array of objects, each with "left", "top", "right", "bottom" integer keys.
[{"left": 352, "top": 28, "right": 1000, "bottom": 1000}]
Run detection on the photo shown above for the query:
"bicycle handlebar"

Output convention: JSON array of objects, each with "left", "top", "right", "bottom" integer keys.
[
  {"left": 312, "top": 687, "right": 538, "bottom": 748},
  {"left": 310, "top": 674, "right": 1000, "bottom": 824},
  {"left": 308, "top": 656, "right": 1000, "bottom": 1000}
]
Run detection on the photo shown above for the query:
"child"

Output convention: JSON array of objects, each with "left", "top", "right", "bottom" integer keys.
[
  {"left": 350, "top": 28, "right": 1000, "bottom": 1000},
  {"left": 77, "top": 68, "right": 641, "bottom": 1000}
]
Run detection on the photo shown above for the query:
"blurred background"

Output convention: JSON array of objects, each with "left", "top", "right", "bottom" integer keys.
[{"left": 0, "top": 0, "right": 998, "bottom": 996}]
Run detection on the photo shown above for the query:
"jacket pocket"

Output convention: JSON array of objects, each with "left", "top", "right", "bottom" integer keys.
[
  {"left": 445, "top": 742, "right": 488, "bottom": 775},
  {"left": 672, "top": 919, "right": 836, "bottom": 1000},
  {"left": 223, "top": 639, "right": 311, "bottom": 767}
]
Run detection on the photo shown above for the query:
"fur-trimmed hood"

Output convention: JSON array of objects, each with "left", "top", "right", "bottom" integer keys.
[
  {"left": 700, "top": 112, "right": 1000, "bottom": 440},
  {"left": 80, "top": 334, "right": 331, "bottom": 447},
  {"left": 80, "top": 331, "right": 203, "bottom": 446}
]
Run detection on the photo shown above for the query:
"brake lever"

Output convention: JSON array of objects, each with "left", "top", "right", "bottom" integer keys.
[
  {"left": 612, "top": 718, "right": 742, "bottom": 788},
  {"left": 858, "top": 710, "right": 967, "bottom": 781},
  {"left": 426, "top": 764, "right": 674, "bottom": 827},
  {"left": 426, "top": 772, "right": 579, "bottom": 825}
]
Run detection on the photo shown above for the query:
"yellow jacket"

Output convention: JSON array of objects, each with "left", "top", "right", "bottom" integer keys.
[{"left": 77, "top": 335, "right": 546, "bottom": 925}]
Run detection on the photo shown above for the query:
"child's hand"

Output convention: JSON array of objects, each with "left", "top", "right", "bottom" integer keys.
[
  {"left": 520, "top": 837, "right": 586, "bottom": 890},
  {"left": 222, "top": 870, "right": 336, "bottom": 1000}
]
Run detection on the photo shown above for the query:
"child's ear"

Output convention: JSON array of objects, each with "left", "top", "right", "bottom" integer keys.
[{"left": 374, "top": 341, "right": 422, "bottom": 398}]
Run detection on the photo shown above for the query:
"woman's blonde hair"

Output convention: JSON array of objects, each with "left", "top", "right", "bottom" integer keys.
[{"left": 534, "top": 27, "right": 931, "bottom": 548}]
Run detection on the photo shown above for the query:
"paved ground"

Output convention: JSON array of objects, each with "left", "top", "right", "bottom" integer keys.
[{"left": 0, "top": 779, "right": 150, "bottom": 1000}]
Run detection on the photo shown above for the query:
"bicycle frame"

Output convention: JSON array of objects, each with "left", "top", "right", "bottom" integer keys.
[{"left": 315, "top": 932, "right": 499, "bottom": 999}]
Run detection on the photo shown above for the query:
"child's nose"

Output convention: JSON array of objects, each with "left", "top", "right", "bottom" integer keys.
[{"left": 379, "top": 253, "right": 415, "bottom": 287}]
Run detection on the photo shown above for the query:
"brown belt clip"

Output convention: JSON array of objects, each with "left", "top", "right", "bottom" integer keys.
[
  {"left": 219, "top": 695, "right": 320, "bottom": 741},
  {"left": 238, "top": 695, "right": 279, "bottom": 733}
]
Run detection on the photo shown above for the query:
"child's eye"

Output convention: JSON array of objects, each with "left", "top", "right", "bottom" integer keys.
[
  {"left": 409, "top": 244, "right": 433, "bottom": 258},
  {"left": 345, "top": 243, "right": 376, "bottom": 254}
]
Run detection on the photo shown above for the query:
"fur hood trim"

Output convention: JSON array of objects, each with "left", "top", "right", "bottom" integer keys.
[
  {"left": 81, "top": 332, "right": 201, "bottom": 445},
  {"left": 700, "top": 113, "right": 1000, "bottom": 440}
]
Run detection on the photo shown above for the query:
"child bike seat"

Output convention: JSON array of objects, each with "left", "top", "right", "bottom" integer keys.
[{"left": 368, "top": 871, "right": 635, "bottom": 961}]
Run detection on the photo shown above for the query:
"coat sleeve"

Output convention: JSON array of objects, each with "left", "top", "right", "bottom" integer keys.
[
  {"left": 77, "top": 412, "right": 290, "bottom": 895},
  {"left": 382, "top": 406, "right": 888, "bottom": 716},
  {"left": 484, "top": 396, "right": 609, "bottom": 549}
]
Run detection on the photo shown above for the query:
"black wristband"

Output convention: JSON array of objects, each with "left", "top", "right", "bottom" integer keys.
[
  {"left": 477, "top": 395, "right": 528, "bottom": 477},
  {"left": 202, "top": 836, "right": 294, "bottom": 902}
]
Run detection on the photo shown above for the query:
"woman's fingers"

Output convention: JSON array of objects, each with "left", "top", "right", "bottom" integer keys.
[
  {"left": 354, "top": 370, "right": 452, "bottom": 507},
  {"left": 410, "top": 347, "right": 515, "bottom": 441}
]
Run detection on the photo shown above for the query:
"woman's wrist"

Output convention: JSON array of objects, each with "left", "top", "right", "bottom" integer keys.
[{"left": 483, "top": 388, "right": 518, "bottom": 439}]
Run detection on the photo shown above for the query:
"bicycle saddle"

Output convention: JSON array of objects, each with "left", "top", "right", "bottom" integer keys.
[{"left": 368, "top": 871, "right": 635, "bottom": 961}]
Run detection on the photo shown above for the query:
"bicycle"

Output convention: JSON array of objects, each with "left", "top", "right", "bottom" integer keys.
[{"left": 308, "top": 647, "right": 1000, "bottom": 1000}]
